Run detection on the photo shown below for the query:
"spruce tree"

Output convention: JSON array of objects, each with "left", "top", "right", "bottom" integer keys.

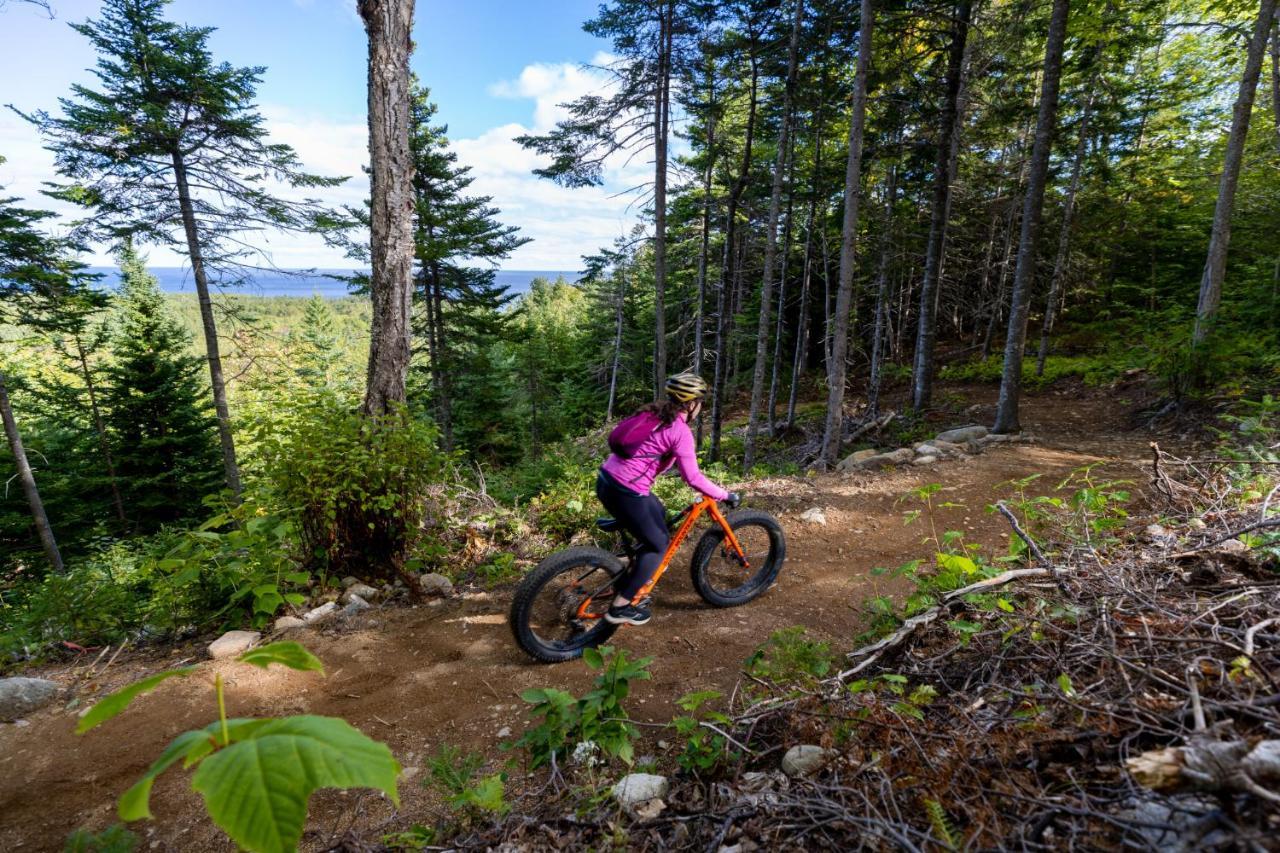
[
  {"left": 290, "top": 294, "right": 345, "bottom": 391},
  {"left": 18, "top": 0, "right": 346, "bottom": 497},
  {"left": 102, "top": 245, "right": 221, "bottom": 529}
]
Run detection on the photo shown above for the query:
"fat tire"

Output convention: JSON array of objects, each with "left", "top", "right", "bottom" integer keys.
[
  {"left": 510, "top": 546, "right": 622, "bottom": 663},
  {"left": 690, "top": 509, "right": 786, "bottom": 607}
]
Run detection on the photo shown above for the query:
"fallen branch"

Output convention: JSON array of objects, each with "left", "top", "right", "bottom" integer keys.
[{"left": 829, "top": 567, "right": 1058, "bottom": 683}]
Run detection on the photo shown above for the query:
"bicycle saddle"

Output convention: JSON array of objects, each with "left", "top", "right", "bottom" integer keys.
[{"left": 596, "top": 517, "right": 622, "bottom": 532}]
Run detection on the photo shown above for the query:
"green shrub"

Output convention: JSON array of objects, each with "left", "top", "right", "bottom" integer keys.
[{"left": 745, "top": 626, "right": 835, "bottom": 686}]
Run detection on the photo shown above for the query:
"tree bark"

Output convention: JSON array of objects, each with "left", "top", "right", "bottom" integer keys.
[
  {"left": 744, "top": 0, "right": 804, "bottom": 471},
  {"left": 1271, "top": 7, "right": 1279, "bottom": 157},
  {"left": 606, "top": 267, "right": 627, "bottom": 423},
  {"left": 171, "top": 150, "right": 241, "bottom": 498},
  {"left": 819, "top": 0, "right": 873, "bottom": 467},
  {"left": 0, "top": 371, "right": 63, "bottom": 573},
  {"left": 693, "top": 56, "right": 717, "bottom": 377},
  {"left": 992, "top": 0, "right": 1071, "bottom": 434},
  {"left": 1192, "top": 0, "right": 1278, "bottom": 345},
  {"left": 652, "top": 0, "right": 674, "bottom": 394},
  {"left": 910, "top": 0, "right": 972, "bottom": 412},
  {"left": 867, "top": 160, "right": 899, "bottom": 418},
  {"left": 1036, "top": 88, "right": 1096, "bottom": 375},
  {"left": 74, "top": 335, "right": 126, "bottom": 524},
  {"left": 768, "top": 158, "right": 797, "bottom": 435},
  {"left": 359, "top": 0, "right": 417, "bottom": 416}
]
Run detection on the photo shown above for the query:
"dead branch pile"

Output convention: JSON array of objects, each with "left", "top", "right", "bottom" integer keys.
[{"left": 433, "top": 448, "right": 1279, "bottom": 851}]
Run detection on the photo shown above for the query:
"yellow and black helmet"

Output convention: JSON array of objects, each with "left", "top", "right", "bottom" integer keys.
[{"left": 665, "top": 372, "right": 708, "bottom": 403}]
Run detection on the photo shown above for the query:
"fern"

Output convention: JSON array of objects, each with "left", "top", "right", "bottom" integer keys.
[{"left": 925, "top": 798, "right": 957, "bottom": 850}]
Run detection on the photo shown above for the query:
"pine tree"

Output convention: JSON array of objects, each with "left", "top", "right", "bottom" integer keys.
[
  {"left": 102, "top": 245, "right": 221, "bottom": 529},
  {"left": 19, "top": 0, "right": 346, "bottom": 496},
  {"left": 290, "top": 294, "right": 345, "bottom": 390}
]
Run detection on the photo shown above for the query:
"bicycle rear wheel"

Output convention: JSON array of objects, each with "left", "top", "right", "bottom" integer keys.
[
  {"left": 510, "top": 547, "right": 622, "bottom": 663},
  {"left": 690, "top": 509, "right": 786, "bottom": 607}
]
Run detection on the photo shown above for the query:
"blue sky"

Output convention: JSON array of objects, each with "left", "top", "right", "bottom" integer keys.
[{"left": 0, "top": 0, "right": 645, "bottom": 269}]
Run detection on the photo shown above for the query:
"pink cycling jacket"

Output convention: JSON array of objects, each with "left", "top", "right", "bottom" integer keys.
[{"left": 601, "top": 412, "right": 728, "bottom": 500}]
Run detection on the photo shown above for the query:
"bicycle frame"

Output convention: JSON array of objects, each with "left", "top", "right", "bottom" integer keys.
[{"left": 574, "top": 497, "right": 749, "bottom": 620}]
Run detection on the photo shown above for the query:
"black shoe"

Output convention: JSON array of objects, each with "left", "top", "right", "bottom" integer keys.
[{"left": 605, "top": 602, "right": 651, "bottom": 626}]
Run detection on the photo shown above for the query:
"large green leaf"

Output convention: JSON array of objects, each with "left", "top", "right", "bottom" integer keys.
[
  {"left": 118, "top": 719, "right": 274, "bottom": 821},
  {"left": 191, "top": 715, "right": 401, "bottom": 853},
  {"left": 237, "top": 641, "right": 324, "bottom": 673},
  {"left": 77, "top": 667, "right": 197, "bottom": 734}
]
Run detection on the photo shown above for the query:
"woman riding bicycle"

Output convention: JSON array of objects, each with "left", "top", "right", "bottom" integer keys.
[{"left": 597, "top": 373, "right": 739, "bottom": 626}]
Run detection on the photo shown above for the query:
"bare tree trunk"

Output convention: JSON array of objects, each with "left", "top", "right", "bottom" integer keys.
[
  {"left": 653, "top": 0, "right": 673, "bottom": 393},
  {"left": 73, "top": 335, "right": 126, "bottom": 524},
  {"left": 694, "top": 57, "right": 717, "bottom": 376},
  {"left": 359, "top": 0, "right": 416, "bottom": 416},
  {"left": 0, "top": 371, "right": 63, "bottom": 573},
  {"left": 910, "top": 0, "right": 972, "bottom": 413},
  {"left": 606, "top": 269, "right": 627, "bottom": 423},
  {"left": 1192, "top": 0, "right": 1278, "bottom": 345},
  {"left": 1036, "top": 89, "right": 1096, "bottom": 375},
  {"left": 819, "top": 0, "right": 874, "bottom": 467},
  {"left": 867, "top": 161, "right": 899, "bottom": 417},
  {"left": 1272, "top": 7, "right": 1279, "bottom": 156},
  {"left": 171, "top": 151, "right": 241, "bottom": 498},
  {"left": 768, "top": 162, "right": 797, "bottom": 435},
  {"left": 787, "top": 103, "right": 827, "bottom": 431},
  {"left": 744, "top": 0, "right": 804, "bottom": 471},
  {"left": 429, "top": 264, "right": 454, "bottom": 449},
  {"left": 993, "top": 0, "right": 1071, "bottom": 434},
  {"left": 709, "top": 55, "right": 759, "bottom": 463}
]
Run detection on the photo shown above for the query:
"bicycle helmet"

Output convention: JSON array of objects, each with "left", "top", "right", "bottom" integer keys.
[{"left": 666, "top": 372, "right": 708, "bottom": 403}]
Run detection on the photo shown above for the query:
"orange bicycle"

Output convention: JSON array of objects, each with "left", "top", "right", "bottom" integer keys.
[{"left": 510, "top": 496, "right": 786, "bottom": 662}]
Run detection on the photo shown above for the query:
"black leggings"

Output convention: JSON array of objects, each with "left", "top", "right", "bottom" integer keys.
[{"left": 596, "top": 469, "right": 669, "bottom": 600}]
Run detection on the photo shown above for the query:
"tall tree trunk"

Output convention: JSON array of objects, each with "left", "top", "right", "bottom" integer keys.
[
  {"left": 1271, "top": 7, "right": 1279, "bottom": 156},
  {"left": 1192, "top": 0, "right": 1278, "bottom": 344},
  {"left": 0, "top": 371, "right": 63, "bottom": 573},
  {"left": 73, "top": 335, "right": 126, "bottom": 524},
  {"left": 787, "top": 101, "right": 828, "bottom": 431},
  {"left": 606, "top": 269, "right": 627, "bottom": 422},
  {"left": 867, "top": 160, "right": 899, "bottom": 417},
  {"left": 1036, "top": 88, "right": 1096, "bottom": 375},
  {"left": 910, "top": 0, "right": 972, "bottom": 412},
  {"left": 992, "top": 0, "right": 1071, "bottom": 434},
  {"left": 768, "top": 160, "right": 797, "bottom": 435},
  {"left": 170, "top": 151, "right": 241, "bottom": 498},
  {"left": 744, "top": 0, "right": 804, "bottom": 471},
  {"left": 360, "top": 0, "right": 417, "bottom": 416},
  {"left": 652, "top": 0, "right": 673, "bottom": 393},
  {"left": 709, "top": 56, "right": 760, "bottom": 462},
  {"left": 694, "top": 56, "right": 718, "bottom": 376},
  {"left": 819, "top": 0, "right": 874, "bottom": 467},
  {"left": 428, "top": 263, "right": 454, "bottom": 449}
]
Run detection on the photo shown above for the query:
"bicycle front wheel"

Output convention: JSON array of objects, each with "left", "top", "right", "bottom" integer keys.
[
  {"left": 510, "top": 547, "right": 622, "bottom": 663},
  {"left": 690, "top": 509, "right": 786, "bottom": 607}
]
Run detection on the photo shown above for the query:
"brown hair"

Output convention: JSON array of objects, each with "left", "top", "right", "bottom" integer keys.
[{"left": 636, "top": 398, "right": 691, "bottom": 427}]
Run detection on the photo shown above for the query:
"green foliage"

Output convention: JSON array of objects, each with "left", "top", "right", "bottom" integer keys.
[
  {"left": 744, "top": 627, "right": 835, "bottom": 686},
  {"left": 258, "top": 393, "right": 447, "bottom": 577},
  {"left": 63, "top": 824, "right": 138, "bottom": 853},
  {"left": 514, "top": 646, "right": 652, "bottom": 768},
  {"left": 426, "top": 745, "right": 509, "bottom": 817},
  {"left": 82, "top": 642, "right": 399, "bottom": 853},
  {"left": 672, "top": 689, "right": 737, "bottom": 775},
  {"left": 925, "top": 799, "right": 958, "bottom": 849},
  {"left": 237, "top": 641, "right": 324, "bottom": 673}
]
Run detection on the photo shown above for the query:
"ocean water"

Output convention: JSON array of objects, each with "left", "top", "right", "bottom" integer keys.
[{"left": 86, "top": 267, "right": 580, "bottom": 299}]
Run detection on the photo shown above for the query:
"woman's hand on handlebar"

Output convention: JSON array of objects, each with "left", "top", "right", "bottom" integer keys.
[{"left": 722, "top": 492, "right": 741, "bottom": 509}]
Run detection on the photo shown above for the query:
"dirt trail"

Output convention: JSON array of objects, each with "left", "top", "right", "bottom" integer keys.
[{"left": 0, "top": 390, "right": 1163, "bottom": 851}]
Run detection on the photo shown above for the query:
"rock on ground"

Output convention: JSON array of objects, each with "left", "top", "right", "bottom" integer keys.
[
  {"left": 273, "top": 616, "right": 305, "bottom": 632},
  {"left": 342, "top": 584, "right": 378, "bottom": 604},
  {"left": 303, "top": 602, "right": 339, "bottom": 623},
  {"left": 936, "top": 425, "right": 988, "bottom": 444},
  {"left": 341, "top": 576, "right": 359, "bottom": 588},
  {"left": 419, "top": 573, "right": 454, "bottom": 597},
  {"left": 0, "top": 678, "right": 59, "bottom": 721},
  {"left": 836, "top": 448, "right": 878, "bottom": 471},
  {"left": 208, "top": 630, "right": 260, "bottom": 660},
  {"left": 612, "top": 773, "right": 669, "bottom": 806},
  {"left": 843, "top": 448, "right": 914, "bottom": 472},
  {"left": 912, "top": 455, "right": 938, "bottom": 466},
  {"left": 781, "top": 744, "right": 834, "bottom": 777},
  {"left": 799, "top": 507, "right": 827, "bottom": 525},
  {"left": 343, "top": 594, "right": 371, "bottom": 615}
]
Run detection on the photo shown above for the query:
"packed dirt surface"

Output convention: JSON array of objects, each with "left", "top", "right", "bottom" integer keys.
[{"left": 0, "top": 387, "right": 1172, "bottom": 851}]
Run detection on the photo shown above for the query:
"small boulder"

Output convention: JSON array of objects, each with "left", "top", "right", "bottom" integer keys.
[
  {"left": 1145, "top": 524, "right": 1176, "bottom": 547},
  {"left": 935, "top": 425, "right": 988, "bottom": 444},
  {"left": 419, "top": 573, "right": 454, "bottom": 597},
  {"left": 273, "top": 615, "right": 306, "bottom": 632},
  {"left": 850, "top": 448, "right": 915, "bottom": 471},
  {"left": 342, "top": 584, "right": 378, "bottom": 604},
  {"left": 781, "top": 744, "right": 834, "bottom": 778},
  {"left": 497, "top": 725, "right": 512, "bottom": 739},
  {"left": 302, "top": 602, "right": 339, "bottom": 624},
  {"left": 0, "top": 677, "right": 59, "bottom": 721},
  {"left": 209, "top": 630, "right": 260, "bottom": 660},
  {"left": 912, "top": 455, "right": 938, "bottom": 466},
  {"left": 799, "top": 507, "right": 827, "bottom": 525},
  {"left": 1218, "top": 539, "right": 1248, "bottom": 555},
  {"left": 341, "top": 576, "right": 360, "bottom": 588},
  {"left": 835, "top": 448, "right": 878, "bottom": 471},
  {"left": 1188, "top": 518, "right": 1208, "bottom": 531},
  {"left": 612, "top": 773, "right": 669, "bottom": 807},
  {"left": 343, "top": 594, "right": 371, "bottom": 615}
]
